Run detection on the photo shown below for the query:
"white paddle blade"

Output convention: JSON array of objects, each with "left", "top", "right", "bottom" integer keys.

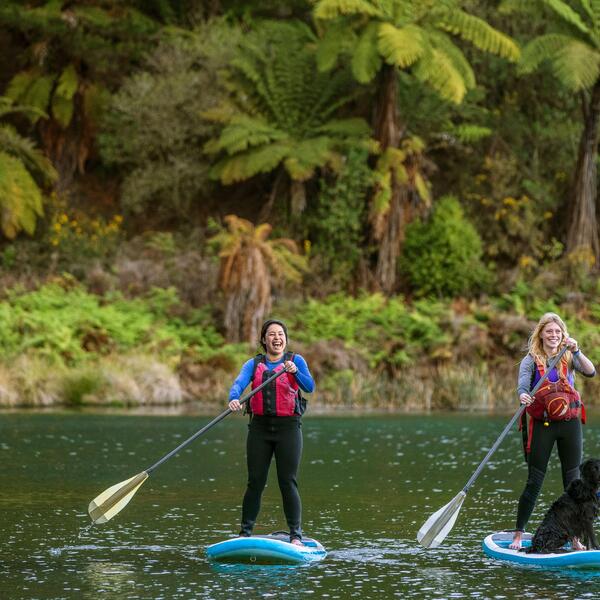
[
  {"left": 417, "top": 491, "right": 466, "bottom": 549},
  {"left": 88, "top": 471, "right": 149, "bottom": 524}
]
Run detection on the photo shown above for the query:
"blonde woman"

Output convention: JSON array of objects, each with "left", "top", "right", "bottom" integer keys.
[{"left": 510, "top": 313, "right": 595, "bottom": 550}]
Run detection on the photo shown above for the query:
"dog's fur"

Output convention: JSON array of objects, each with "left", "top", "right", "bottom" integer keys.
[{"left": 528, "top": 458, "right": 600, "bottom": 554}]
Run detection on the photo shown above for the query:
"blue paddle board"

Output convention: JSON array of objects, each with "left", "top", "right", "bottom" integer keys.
[
  {"left": 483, "top": 532, "right": 600, "bottom": 569},
  {"left": 206, "top": 532, "right": 327, "bottom": 564}
]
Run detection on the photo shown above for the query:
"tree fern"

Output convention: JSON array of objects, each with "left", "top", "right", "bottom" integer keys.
[{"left": 205, "top": 19, "right": 371, "bottom": 194}]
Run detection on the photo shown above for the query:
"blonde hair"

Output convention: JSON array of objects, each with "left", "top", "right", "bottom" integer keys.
[{"left": 528, "top": 312, "right": 572, "bottom": 367}]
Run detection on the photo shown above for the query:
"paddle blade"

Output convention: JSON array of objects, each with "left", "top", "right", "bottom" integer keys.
[
  {"left": 417, "top": 490, "right": 466, "bottom": 549},
  {"left": 88, "top": 471, "right": 148, "bottom": 524}
]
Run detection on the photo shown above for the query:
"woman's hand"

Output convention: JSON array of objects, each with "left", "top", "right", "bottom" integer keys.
[
  {"left": 229, "top": 399, "right": 242, "bottom": 411},
  {"left": 519, "top": 392, "right": 534, "bottom": 406},
  {"left": 284, "top": 360, "right": 298, "bottom": 374},
  {"left": 565, "top": 337, "right": 579, "bottom": 352}
]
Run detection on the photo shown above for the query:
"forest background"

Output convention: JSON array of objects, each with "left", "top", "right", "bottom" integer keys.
[{"left": 2, "top": 0, "right": 600, "bottom": 413}]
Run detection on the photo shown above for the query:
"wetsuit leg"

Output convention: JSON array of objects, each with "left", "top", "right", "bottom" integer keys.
[
  {"left": 556, "top": 419, "right": 583, "bottom": 489},
  {"left": 515, "top": 420, "right": 556, "bottom": 531},
  {"left": 240, "top": 420, "right": 275, "bottom": 536},
  {"left": 273, "top": 418, "right": 303, "bottom": 540}
]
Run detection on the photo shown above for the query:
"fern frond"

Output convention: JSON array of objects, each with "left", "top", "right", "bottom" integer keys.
[
  {"left": 428, "top": 30, "right": 476, "bottom": 90},
  {"left": 0, "top": 151, "right": 44, "bottom": 239},
  {"left": 211, "top": 143, "right": 290, "bottom": 184},
  {"left": 314, "top": 0, "right": 384, "bottom": 20},
  {"left": 207, "top": 117, "right": 287, "bottom": 155},
  {"left": 377, "top": 23, "right": 426, "bottom": 68},
  {"left": 351, "top": 21, "right": 382, "bottom": 82},
  {"left": 449, "top": 124, "right": 493, "bottom": 143},
  {"left": 0, "top": 125, "right": 57, "bottom": 185},
  {"left": 550, "top": 39, "right": 600, "bottom": 89},
  {"left": 542, "top": 0, "right": 592, "bottom": 37},
  {"left": 518, "top": 33, "right": 583, "bottom": 73},
  {"left": 413, "top": 48, "right": 466, "bottom": 104},
  {"left": 284, "top": 137, "right": 334, "bottom": 180},
  {"left": 431, "top": 7, "right": 520, "bottom": 61},
  {"left": 51, "top": 64, "right": 78, "bottom": 128},
  {"left": 315, "top": 117, "right": 371, "bottom": 137},
  {"left": 316, "top": 22, "right": 355, "bottom": 71},
  {"left": 5, "top": 71, "right": 37, "bottom": 103}
]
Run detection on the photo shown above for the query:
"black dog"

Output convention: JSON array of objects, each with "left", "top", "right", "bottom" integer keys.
[{"left": 528, "top": 458, "right": 600, "bottom": 554}]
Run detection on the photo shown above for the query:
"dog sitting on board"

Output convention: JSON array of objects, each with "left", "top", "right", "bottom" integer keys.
[{"left": 528, "top": 458, "right": 600, "bottom": 554}]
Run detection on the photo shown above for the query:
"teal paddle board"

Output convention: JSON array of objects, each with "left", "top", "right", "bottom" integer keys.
[
  {"left": 206, "top": 532, "right": 327, "bottom": 564},
  {"left": 483, "top": 532, "right": 600, "bottom": 569}
]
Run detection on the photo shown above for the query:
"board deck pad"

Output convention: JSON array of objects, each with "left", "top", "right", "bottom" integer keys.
[
  {"left": 206, "top": 532, "right": 327, "bottom": 564},
  {"left": 483, "top": 531, "right": 600, "bottom": 569}
]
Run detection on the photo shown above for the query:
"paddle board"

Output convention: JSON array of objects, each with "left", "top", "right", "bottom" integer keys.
[
  {"left": 206, "top": 532, "right": 327, "bottom": 564},
  {"left": 483, "top": 532, "right": 600, "bottom": 569}
]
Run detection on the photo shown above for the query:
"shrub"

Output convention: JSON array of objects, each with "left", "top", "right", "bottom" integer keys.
[{"left": 402, "top": 196, "right": 491, "bottom": 297}]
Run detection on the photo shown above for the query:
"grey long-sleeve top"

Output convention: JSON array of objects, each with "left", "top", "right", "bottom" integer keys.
[{"left": 517, "top": 353, "right": 596, "bottom": 396}]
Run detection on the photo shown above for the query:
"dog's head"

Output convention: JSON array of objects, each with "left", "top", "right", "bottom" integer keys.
[{"left": 580, "top": 458, "right": 600, "bottom": 490}]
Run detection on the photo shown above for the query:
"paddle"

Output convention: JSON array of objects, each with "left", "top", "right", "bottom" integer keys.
[
  {"left": 88, "top": 366, "right": 288, "bottom": 524},
  {"left": 417, "top": 345, "right": 569, "bottom": 548}
]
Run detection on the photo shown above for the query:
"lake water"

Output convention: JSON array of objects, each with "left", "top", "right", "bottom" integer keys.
[{"left": 1, "top": 413, "right": 599, "bottom": 599}]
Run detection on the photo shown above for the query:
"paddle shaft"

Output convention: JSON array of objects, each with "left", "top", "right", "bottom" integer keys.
[
  {"left": 146, "top": 367, "right": 287, "bottom": 475},
  {"left": 461, "top": 345, "right": 569, "bottom": 493}
]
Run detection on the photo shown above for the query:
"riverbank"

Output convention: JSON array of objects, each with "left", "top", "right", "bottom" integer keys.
[{"left": 1, "top": 278, "right": 599, "bottom": 412}]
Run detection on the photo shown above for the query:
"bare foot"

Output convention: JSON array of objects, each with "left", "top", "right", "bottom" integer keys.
[
  {"left": 572, "top": 537, "right": 586, "bottom": 551},
  {"left": 509, "top": 531, "right": 523, "bottom": 550},
  {"left": 290, "top": 538, "right": 303, "bottom": 546}
]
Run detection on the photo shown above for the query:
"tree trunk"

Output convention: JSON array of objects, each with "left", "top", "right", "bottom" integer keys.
[
  {"left": 373, "top": 64, "right": 404, "bottom": 294},
  {"left": 567, "top": 80, "right": 600, "bottom": 262}
]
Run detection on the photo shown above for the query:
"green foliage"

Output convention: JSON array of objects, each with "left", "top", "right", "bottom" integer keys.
[
  {"left": 0, "top": 281, "right": 224, "bottom": 367},
  {"left": 204, "top": 19, "right": 372, "bottom": 186},
  {"left": 0, "top": 151, "right": 44, "bottom": 238},
  {"left": 99, "top": 19, "right": 239, "bottom": 218},
  {"left": 314, "top": 0, "right": 520, "bottom": 103},
  {"left": 501, "top": 0, "right": 600, "bottom": 92},
  {"left": 403, "top": 196, "right": 490, "bottom": 297},
  {"left": 308, "top": 146, "right": 372, "bottom": 285},
  {"left": 0, "top": 97, "right": 55, "bottom": 239},
  {"left": 287, "top": 292, "right": 452, "bottom": 367}
]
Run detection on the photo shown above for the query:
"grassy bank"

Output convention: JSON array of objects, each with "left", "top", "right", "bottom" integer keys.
[{"left": 1, "top": 279, "right": 599, "bottom": 412}]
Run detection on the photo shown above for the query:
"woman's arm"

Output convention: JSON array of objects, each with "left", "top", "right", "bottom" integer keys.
[
  {"left": 292, "top": 354, "right": 315, "bottom": 393},
  {"left": 229, "top": 358, "right": 256, "bottom": 401},
  {"left": 517, "top": 354, "right": 535, "bottom": 397},
  {"left": 572, "top": 351, "right": 596, "bottom": 377}
]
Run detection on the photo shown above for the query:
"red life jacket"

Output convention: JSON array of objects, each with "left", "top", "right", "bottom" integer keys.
[
  {"left": 526, "top": 357, "right": 585, "bottom": 424},
  {"left": 249, "top": 352, "right": 302, "bottom": 416}
]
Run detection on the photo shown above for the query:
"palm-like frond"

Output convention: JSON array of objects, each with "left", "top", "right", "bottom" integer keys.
[
  {"left": 430, "top": 6, "right": 520, "bottom": 61},
  {"left": 206, "top": 116, "right": 287, "bottom": 155},
  {"left": 206, "top": 20, "right": 371, "bottom": 186},
  {"left": 413, "top": 47, "right": 467, "bottom": 104},
  {"left": 314, "top": 0, "right": 384, "bottom": 20},
  {"left": 351, "top": 21, "right": 382, "bottom": 83},
  {"left": 549, "top": 38, "right": 600, "bottom": 89},
  {"left": 210, "top": 143, "right": 291, "bottom": 184},
  {"left": 543, "top": 0, "right": 593, "bottom": 37},
  {"left": 428, "top": 30, "right": 476, "bottom": 90},
  {"left": 0, "top": 151, "right": 44, "bottom": 238},
  {"left": 316, "top": 21, "right": 356, "bottom": 72},
  {"left": 377, "top": 23, "right": 426, "bottom": 68},
  {"left": 519, "top": 33, "right": 600, "bottom": 90}
]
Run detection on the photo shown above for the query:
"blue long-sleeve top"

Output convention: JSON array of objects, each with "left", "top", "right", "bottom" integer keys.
[{"left": 229, "top": 353, "right": 315, "bottom": 401}]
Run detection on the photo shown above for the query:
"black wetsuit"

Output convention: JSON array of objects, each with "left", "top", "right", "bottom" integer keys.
[{"left": 514, "top": 353, "right": 594, "bottom": 531}]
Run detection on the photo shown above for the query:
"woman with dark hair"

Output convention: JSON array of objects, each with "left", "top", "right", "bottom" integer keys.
[
  {"left": 510, "top": 312, "right": 595, "bottom": 550},
  {"left": 229, "top": 319, "right": 314, "bottom": 545}
]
